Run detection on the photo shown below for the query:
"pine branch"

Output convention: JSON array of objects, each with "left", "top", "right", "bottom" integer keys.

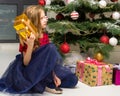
[
  {"left": 48, "top": 21, "right": 80, "bottom": 35},
  {"left": 46, "top": 0, "right": 120, "bottom": 59},
  {"left": 45, "top": 0, "right": 120, "bottom": 13}
]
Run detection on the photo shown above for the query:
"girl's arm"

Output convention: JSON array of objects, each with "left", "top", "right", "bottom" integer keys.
[
  {"left": 23, "top": 33, "right": 35, "bottom": 66},
  {"left": 53, "top": 71, "right": 61, "bottom": 87}
]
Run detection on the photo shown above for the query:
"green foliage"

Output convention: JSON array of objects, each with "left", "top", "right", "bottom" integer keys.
[
  {"left": 45, "top": 0, "right": 120, "bottom": 13},
  {"left": 48, "top": 21, "right": 80, "bottom": 35},
  {"left": 45, "top": 0, "right": 120, "bottom": 58}
]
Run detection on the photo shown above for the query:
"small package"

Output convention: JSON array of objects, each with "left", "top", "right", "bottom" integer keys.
[
  {"left": 76, "top": 57, "right": 113, "bottom": 86},
  {"left": 113, "top": 64, "right": 120, "bottom": 85},
  {"left": 13, "top": 14, "right": 37, "bottom": 40}
]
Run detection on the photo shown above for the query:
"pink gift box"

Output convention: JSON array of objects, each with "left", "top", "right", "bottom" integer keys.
[{"left": 113, "top": 68, "right": 120, "bottom": 85}]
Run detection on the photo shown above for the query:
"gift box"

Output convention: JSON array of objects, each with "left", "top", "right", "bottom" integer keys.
[
  {"left": 13, "top": 13, "right": 37, "bottom": 40},
  {"left": 76, "top": 57, "right": 113, "bottom": 86},
  {"left": 113, "top": 64, "right": 120, "bottom": 85}
]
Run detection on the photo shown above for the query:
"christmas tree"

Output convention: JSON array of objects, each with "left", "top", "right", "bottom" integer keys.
[{"left": 43, "top": 0, "right": 120, "bottom": 60}]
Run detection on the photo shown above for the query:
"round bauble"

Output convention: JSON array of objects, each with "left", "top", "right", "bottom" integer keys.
[
  {"left": 94, "top": 52, "right": 104, "bottom": 62},
  {"left": 109, "top": 37, "right": 118, "bottom": 46},
  {"left": 112, "top": 11, "right": 120, "bottom": 20},
  {"left": 64, "top": 0, "right": 74, "bottom": 5},
  {"left": 45, "top": 0, "right": 51, "bottom": 5},
  {"left": 99, "top": 0, "right": 107, "bottom": 8},
  {"left": 60, "top": 42, "right": 70, "bottom": 54},
  {"left": 70, "top": 11, "right": 79, "bottom": 20},
  {"left": 100, "top": 35, "right": 109, "bottom": 44},
  {"left": 38, "top": 0, "right": 46, "bottom": 6},
  {"left": 89, "top": 12, "right": 95, "bottom": 18},
  {"left": 111, "top": 0, "right": 118, "bottom": 2},
  {"left": 56, "top": 13, "right": 64, "bottom": 20}
]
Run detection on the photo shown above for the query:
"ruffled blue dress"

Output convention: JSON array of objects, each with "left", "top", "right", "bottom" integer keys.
[{"left": 0, "top": 43, "right": 78, "bottom": 94}]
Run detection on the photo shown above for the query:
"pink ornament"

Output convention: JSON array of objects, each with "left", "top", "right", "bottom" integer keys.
[{"left": 70, "top": 11, "right": 79, "bottom": 20}]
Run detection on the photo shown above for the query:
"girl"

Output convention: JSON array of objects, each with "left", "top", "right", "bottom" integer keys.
[{"left": 0, "top": 5, "right": 78, "bottom": 94}]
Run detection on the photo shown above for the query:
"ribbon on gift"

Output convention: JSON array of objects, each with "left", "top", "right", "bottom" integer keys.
[
  {"left": 85, "top": 57, "right": 112, "bottom": 86},
  {"left": 14, "top": 14, "right": 37, "bottom": 40},
  {"left": 77, "top": 57, "right": 112, "bottom": 86},
  {"left": 85, "top": 57, "right": 105, "bottom": 65},
  {"left": 85, "top": 57, "right": 111, "bottom": 71},
  {"left": 77, "top": 61, "right": 85, "bottom": 82}
]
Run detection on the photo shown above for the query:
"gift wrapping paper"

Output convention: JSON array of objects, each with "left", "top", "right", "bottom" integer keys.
[
  {"left": 113, "top": 68, "right": 120, "bottom": 85},
  {"left": 76, "top": 57, "right": 113, "bottom": 86},
  {"left": 13, "top": 14, "right": 37, "bottom": 40}
]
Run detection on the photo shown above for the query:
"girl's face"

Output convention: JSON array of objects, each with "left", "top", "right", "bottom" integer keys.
[{"left": 40, "top": 11, "right": 48, "bottom": 29}]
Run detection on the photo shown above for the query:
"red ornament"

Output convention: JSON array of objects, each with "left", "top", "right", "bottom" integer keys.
[
  {"left": 111, "top": 0, "right": 118, "bottom": 2},
  {"left": 56, "top": 13, "right": 64, "bottom": 20},
  {"left": 89, "top": 12, "right": 95, "bottom": 18},
  {"left": 100, "top": 35, "right": 109, "bottom": 44},
  {"left": 60, "top": 42, "right": 70, "bottom": 54},
  {"left": 38, "top": 0, "right": 46, "bottom": 6}
]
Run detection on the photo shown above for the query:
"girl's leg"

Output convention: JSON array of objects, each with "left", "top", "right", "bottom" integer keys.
[
  {"left": 60, "top": 74, "right": 78, "bottom": 88},
  {"left": 29, "top": 80, "right": 46, "bottom": 93},
  {"left": 47, "top": 73, "right": 78, "bottom": 88}
]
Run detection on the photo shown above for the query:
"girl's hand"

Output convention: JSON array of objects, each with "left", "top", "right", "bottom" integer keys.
[
  {"left": 54, "top": 75, "right": 61, "bottom": 87},
  {"left": 24, "top": 33, "right": 35, "bottom": 47}
]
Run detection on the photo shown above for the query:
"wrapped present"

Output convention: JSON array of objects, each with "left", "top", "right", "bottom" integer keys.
[
  {"left": 113, "top": 64, "right": 120, "bottom": 85},
  {"left": 76, "top": 57, "right": 113, "bottom": 86},
  {"left": 13, "top": 13, "right": 37, "bottom": 40}
]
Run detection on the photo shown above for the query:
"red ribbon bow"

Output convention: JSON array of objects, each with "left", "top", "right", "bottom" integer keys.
[{"left": 85, "top": 57, "right": 104, "bottom": 65}]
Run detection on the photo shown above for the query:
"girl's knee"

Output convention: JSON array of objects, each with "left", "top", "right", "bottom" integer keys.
[
  {"left": 61, "top": 74, "right": 78, "bottom": 88},
  {"left": 70, "top": 74, "right": 78, "bottom": 87}
]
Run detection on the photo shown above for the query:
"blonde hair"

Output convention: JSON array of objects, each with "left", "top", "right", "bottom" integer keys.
[{"left": 20, "top": 5, "right": 45, "bottom": 46}]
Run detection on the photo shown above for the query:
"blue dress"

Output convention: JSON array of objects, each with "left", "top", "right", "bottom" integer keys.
[{"left": 0, "top": 43, "right": 78, "bottom": 94}]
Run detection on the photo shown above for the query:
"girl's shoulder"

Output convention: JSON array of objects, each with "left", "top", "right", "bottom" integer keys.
[
  {"left": 42, "top": 32, "right": 49, "bottom": 39},
  {"left": 39, "top": 32, "right": 50, "bottom": 46}
]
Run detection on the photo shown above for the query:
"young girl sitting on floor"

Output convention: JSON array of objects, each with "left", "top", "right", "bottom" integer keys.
[{"left": 0, "top": 5, "right": 78, "bottom": 94}]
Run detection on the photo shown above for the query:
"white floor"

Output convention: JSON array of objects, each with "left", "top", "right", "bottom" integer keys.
[{"left": 0, "top": 43, "right": 120, "bottom": 96}]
